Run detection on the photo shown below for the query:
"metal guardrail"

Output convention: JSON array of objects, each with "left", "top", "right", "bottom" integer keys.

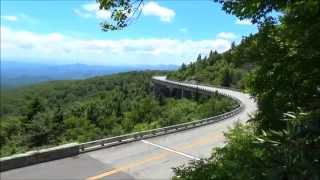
[
  {"left": 79, "top": 77, "right": 244, "bottom": 153},
  {"left": 0, "top": 77, "right": 246, "bottom": 171},
  {"left": 201, "top": 83, "right": 241, "bottom": 92},
  {"left": 79, "top": 105, "right": 243, "bottom": 153}
]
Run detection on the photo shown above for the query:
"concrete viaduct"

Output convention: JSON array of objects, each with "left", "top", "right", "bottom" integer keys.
[
  {"left": 1, "top": 76, "right": 257, "bottom": 180},
  {"left": 153, "top": 77, "right": 210, "bottom": 99}
]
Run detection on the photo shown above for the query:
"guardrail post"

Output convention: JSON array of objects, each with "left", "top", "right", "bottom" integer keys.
[{"left": 76, "top": 77, "right": 245, "bottom": 154}]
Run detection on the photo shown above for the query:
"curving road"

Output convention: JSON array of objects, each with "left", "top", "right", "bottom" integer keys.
[{"left": 1, "top": 76, "right": 257, "bottom": 180}]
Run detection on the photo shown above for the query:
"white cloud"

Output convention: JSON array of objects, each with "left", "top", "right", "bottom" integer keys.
[
  {"left": 179, "top": 28, "right": 188, "bottom": 33},
  {"left": 1, "top": 26, "right": 232, "bottom": 65},
  {"left": 1, "top": 15, "right": 18, "bottom": 21},
  {"left": 217, "top": 32, "right": 237, "bottom": 40},
  {"left": 1, "top": 14, "right": 36, "bottom": 23},
  {"left": 142, "top": 2, "right": 175, "bottom": 22},
  {"left": 74, "top": 9, "right": 93, "bottom": 19},
  {"left": 82, "top": 3, "right": 99, "bottom": 12},
  {"left": 75, "top": 2, "right": 111, "bottom": 20},
  {"left": 96, "top": 10, "right": 111, "bottom": 19},
  {"left": 235, "top": 19, "right": 252, "bottom": 25},
  {"left": 76, "top": 2, "right": 174, "bottom": 22}
]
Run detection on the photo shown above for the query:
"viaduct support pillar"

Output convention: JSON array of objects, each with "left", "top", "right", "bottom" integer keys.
[{"left": 169, "top": 87, "right": 173, "bottom": 97}]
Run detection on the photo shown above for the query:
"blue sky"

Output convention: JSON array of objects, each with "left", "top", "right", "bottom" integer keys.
[{"left": 1, "top": 0, "right": 257, "bottom": 65}]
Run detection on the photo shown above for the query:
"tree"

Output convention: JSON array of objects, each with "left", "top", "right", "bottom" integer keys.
[
  {"left": 222, "top": 0, "right": 320, "bottom": 130},
  {"left": 27, "top": 112, "right": 52, "bottom": 147},
  {"left": 98, "top": 0, "right": 143, "bottom": 31},
  {"left": 26, "top": 97, "right": 44, "bottom": 121},
  {"left": 230, "top": 41, "right": 236, "bottom": 49},
  {"left": 1, "top": 70, "right": 237, "bottom": 156},
  {"left": 221, "top": 68, "right": 232, "bottom": 87},
  {"left": 196, "top": 54, "right": 202, "bottom": 62},
  {"left": 172, "top": 0, "right": 320, "bottom": 179},
  {"left": 50, "top": 105, "right": 65, "bottom": 142},
  {"left": 181, "top": 63, "right": 187, "bottom": 71},
  {"left": 63, "top": 116, "right": 99, "bottom": 142},
  {"left": 97, "top": 0, "right": 320, "bottom": 178}
]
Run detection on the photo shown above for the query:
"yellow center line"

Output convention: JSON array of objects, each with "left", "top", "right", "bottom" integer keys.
[{"left": 86, "top": 132, "right": 224, "bottom": 180}]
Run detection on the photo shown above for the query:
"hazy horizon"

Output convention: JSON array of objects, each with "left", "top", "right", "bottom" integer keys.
[
  {"left": 1, "top": 59, "right": 180, "bottom": 67},
  {"left": 1, "top": 60, "right": 179, "bottom": 89}
]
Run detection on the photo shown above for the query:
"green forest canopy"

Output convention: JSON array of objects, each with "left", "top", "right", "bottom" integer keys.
[
  {"left": 169, "top": 0, "right": 320, "bottom": 179},
  {"left": 0, "top": 0, "right": 319, "bottom": 178},
  {"left": 0, "top": 71, "right": 237, "bottom": 157},
  {"left": 96, "top": 0, "right": 320, "bottom": 178}
]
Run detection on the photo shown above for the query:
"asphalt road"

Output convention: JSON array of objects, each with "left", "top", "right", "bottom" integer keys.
[{"left": 1, "top": 77, "right": 257, "bottom": 180}]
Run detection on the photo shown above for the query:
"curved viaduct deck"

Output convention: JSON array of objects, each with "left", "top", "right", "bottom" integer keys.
[{"left": 1, "top": 76, "right": 257, "bottom": 180}]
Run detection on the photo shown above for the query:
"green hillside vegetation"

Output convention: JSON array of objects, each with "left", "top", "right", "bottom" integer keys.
[
  {"left": 168, "top": 41, "right": 255, "bottom": 90},
  {"left": 1, "top": 0, "right": 319, "bottom": 178},
  {"left": 0, "top": 71, "right": 237, "bottom": 157},
  {"left": 171, "top": 0, "right": 320, "bottom": 179}
]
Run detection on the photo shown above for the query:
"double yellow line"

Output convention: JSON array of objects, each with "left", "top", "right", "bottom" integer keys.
[{"left": 87, "top": 132, "right": 224, "bottom": 180}]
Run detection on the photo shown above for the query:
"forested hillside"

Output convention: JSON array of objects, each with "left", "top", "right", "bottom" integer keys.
[
  {"left": 1, "top": 0, "right": 319, "bottom": 178},
  {"left": 172, "top": 0, "right": 320, "bottom": 179},
  {"left": 0, "top": 71, "right": 236, "bottom": 157},
  {"left": 168, "top": 40, "right": 255, "bottom": 90}
]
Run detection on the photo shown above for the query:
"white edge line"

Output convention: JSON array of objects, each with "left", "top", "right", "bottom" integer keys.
[{"left": 141, "top": 140, "right": 200, "bottom": 161}]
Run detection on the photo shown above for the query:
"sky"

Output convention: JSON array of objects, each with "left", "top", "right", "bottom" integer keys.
[{"left": 1, "top": 0, "right": 257, "bottom": 66}]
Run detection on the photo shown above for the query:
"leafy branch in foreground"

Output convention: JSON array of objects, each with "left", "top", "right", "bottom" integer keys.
[
  {"left": 172, "top": 0, "right": 320, "bottom": 179},
  {"left": 98, "top": 0, "right": 143, "bottom": 31},
  {"left": 174, "top": 111, "right": 320, "bottom": 180}
]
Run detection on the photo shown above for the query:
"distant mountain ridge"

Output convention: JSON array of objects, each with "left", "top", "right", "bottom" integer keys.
[{"left": 1, "top": 61, "right": 178, "bottom": 89}]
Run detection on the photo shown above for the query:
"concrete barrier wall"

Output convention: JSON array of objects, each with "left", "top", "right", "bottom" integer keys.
[
  {"left": 0, "top": 77, "right": 244, "bottom": 172},
  {"left": 0, "top": 143, "right": 79, "bottom": 172}
]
